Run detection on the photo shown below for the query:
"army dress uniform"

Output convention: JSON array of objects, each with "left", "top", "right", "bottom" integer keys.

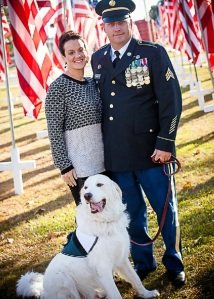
[
  {"left": 92, "top": 0, "right": 185, "bottom": 283},
  {"left": 91, "top": 38, "right": 182, "bottom": 172}
]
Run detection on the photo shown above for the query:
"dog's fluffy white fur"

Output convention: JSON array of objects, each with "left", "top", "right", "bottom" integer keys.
[{"left": 16, "top": 174, "right": 159, "bottom": 299}]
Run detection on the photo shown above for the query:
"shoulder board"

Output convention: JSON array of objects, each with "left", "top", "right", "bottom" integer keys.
[
  {"left": 99, "top": 43, "right": 109, "bottom": 50},
  {"left": 137, "top": 40, "right": 158, "bottom": 48}
]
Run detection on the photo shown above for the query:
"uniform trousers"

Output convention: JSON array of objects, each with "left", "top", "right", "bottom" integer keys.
[{"left": 110, "top": 166, "right": 184, "bottom": 273}]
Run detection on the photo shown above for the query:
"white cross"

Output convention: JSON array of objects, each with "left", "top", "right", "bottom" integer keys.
[
  {"left": 189, "top": 81, "right": 212, "bottom": 110},
  {"left": 36, "top": 130, "right": 48, "bottom": 139},
  {"left": 0, "top": 147, "right": 36, "bottom": 195},
  {"left": 204, "top": 93, "right": 214, "bottom": 113}
]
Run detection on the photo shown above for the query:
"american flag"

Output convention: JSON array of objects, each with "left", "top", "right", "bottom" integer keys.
[
  {"left": 177, "top": 0, "right": 202, "bottom": 64},
  {"left": 0, "top": 31, "right": 5, "bottom": 82},
  {"left": 195, "top": 0, "right": 214, "bottom": 54},
  {"left": 36, "top": 0, "right": 52, "bottom": 7},
  {"left": 36, "top": 0, "right": 56, "bottom": 38},
  {"left": 72, "top": 0, "right": 108, "bottom": 51},
  {"left": 158, "top": 3, "right": 170, "bottom": 45},
  {"left": 52, "top": 0, "right": 74, "bottom": 71},
  {"left": 164, "top": 0, "right": 185, "bottom": 52},
  {"left": 0, "top": 8, "right": 12, "bottom": 82},
  {"left": 7, "top": 0, "right": 49, "bottom": 118},
  {"left": 24, "top": 0, "right": 53, "bottom": 89}
]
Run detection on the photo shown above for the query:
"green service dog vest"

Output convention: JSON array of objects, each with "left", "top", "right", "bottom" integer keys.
[{"left": 62, "top": 229, "right": 98, "bottom": 257}]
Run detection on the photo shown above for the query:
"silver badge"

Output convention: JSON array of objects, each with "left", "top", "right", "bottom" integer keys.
[{"left": 94, "top": 74, "right": 101, "bottom": 79}]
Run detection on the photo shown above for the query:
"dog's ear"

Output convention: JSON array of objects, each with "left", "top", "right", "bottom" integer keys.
[{"left": 111, "top": 181, "right": 122, "bottom": 199}]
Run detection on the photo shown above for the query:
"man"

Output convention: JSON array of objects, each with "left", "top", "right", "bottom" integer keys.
[{"left": 91, "top": 0, "right": 185, "bottom": 287}]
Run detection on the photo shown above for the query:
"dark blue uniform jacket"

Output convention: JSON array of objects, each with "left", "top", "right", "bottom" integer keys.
[{"left": 91, "top": 38, "right": 182, "bottom": 172}]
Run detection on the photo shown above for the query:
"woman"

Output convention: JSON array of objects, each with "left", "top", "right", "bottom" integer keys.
[{"left": 45, "top": 31, "right": 105, "bottom": 205}]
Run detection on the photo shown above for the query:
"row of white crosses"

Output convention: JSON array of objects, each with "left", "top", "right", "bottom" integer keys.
[
  {"left": 0, "top": 12, "right": 36, "bottom": 195},
  {"left": 172, "top": 53, "right": 214, "bottom": 113}
]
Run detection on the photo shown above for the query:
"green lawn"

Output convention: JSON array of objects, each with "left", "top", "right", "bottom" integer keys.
[{"left": 0, "top": 65, "right": 213, "bottom": 298}]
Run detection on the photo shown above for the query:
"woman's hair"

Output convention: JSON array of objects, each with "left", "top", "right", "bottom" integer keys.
[{"left": 59, "top": 31, "right": 87, "bottom": 56}]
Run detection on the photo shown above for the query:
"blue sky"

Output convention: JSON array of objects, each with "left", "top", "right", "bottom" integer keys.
[{"left": 132, "top": 0, "right": 159, "bottom": 21}]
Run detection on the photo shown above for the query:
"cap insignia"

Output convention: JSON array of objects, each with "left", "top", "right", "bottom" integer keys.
[{"left": 109, "top": 0, "right": 116, "bottom": 7}]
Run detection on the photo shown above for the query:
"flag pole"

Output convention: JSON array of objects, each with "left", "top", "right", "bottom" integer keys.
[
  {"left": 142, "top": 0, "right": 152, "bottom": 41},
  {"left": 0, "top": 5, "right": 16, "bottom": 148},
  {"left": 181, "top": 1, "right": 199, "bottom": 83},
  {"left": 63, "top": 0, "right": 67, "bottom": 31},
  {"left": 193, "top": 0, "right": 214, "bottom": 91},
  {"left": 0, "top": 2, "right": 36, "bottom": 195}
]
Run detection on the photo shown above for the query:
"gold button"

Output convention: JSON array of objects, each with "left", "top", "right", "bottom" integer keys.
[
  {"left": 111, "top": 92, "right": 115, "bottom": 96},
  {"left": 149, "top": 129, "right": 153, "bottom": 132},
  {"left": 112, "top": 80, "right": 116, "bottom": 84},
  {"left": 109, "top": 116, "right": 114, "bottom": 121},
  {"left": 110, "top": 104, "right": 114, "bottom": 108}
]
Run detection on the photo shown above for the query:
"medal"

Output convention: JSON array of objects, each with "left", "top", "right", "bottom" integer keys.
[{"left": 144, "top": 77, "right": 150, "bottom": 85}]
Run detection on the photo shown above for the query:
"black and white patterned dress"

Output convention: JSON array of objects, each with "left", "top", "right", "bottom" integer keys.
[{"left": 45, "top": 74, "right": 105, "bottom": 178}]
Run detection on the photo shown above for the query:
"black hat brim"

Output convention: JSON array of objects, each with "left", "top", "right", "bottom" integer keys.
[{"left": 102, "top": 13, "right": 130, "bottom": 23}]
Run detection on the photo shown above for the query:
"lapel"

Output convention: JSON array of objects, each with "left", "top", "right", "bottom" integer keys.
[
  {"left": 98, "top": 45, "right": 113, "bottom": 74},
  {"left": 112, "top": 38, "right": 138, "bottom": 77}
]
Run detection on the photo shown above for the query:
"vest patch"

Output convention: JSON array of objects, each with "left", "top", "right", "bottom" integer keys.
[{"left": 61, "top": 229, "right": 98, "bottom": 257}]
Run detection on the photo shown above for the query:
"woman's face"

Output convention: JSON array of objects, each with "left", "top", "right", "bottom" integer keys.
[{"left": 63, "top": 39, "right": 88, "bottom": 70}]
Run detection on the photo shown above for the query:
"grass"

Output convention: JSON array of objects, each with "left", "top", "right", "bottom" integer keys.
[{"left": 0, "top": 64, "right": 214, "bottom": 298}]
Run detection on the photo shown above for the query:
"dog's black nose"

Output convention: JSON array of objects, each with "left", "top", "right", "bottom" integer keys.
[{"left": 84, "top": 192, "right": 93, "bottom": 202}]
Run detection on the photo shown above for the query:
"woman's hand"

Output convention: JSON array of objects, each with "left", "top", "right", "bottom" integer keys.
[{"left": 62, "top": 169, "right": 77, "bottom": 187}]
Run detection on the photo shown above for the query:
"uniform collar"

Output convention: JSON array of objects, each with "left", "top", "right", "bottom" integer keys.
[
  {"left": 97, "top": 38, "right": 137, "bottom": 78},
  {"left": 111, "top": 38, "right": 132, "bottom": 61}
]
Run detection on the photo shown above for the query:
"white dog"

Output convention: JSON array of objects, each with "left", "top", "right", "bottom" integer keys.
[{"left": 17, "top": 174, "right": 159, "bottom": 299}]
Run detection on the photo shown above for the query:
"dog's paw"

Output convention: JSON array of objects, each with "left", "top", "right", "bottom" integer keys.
[
  {"left": 95, "top": 289, "right": 107, "bottom": 298},
  {"left": 136, "top": 289, "right": 160, "bottom": 298},
  {"left": 143, "top": 289, "right": 160, "bottom": 298}
]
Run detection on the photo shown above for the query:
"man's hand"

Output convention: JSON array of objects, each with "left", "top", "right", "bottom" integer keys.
[
  {"left": 62, "top": 169, "right": 77, "bottom": 187},
  {"left": 151, "top": 149, "right": 172, "bottom": 163}
]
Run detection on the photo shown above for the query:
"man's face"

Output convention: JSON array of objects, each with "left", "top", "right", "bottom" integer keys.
[{"left": 104, "top": 18, "right": 132, "bottom": 50}]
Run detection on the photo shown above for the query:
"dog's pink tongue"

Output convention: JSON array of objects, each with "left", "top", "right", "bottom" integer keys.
[{"left": 90, "top": 202, "right": 103, "bottom": 213}]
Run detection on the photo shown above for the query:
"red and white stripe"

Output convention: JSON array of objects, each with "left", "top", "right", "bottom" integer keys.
[
  {"left": 162, "top": 0, "right": 184, "bottom": 52},
  {"left": 36, "top": 0, "right": 52, "bottom": 7},
  {"left": 195, "top": 0, "right": 214, "bottom": 53},
  {"left": 72, "top": 0, "right": 108, "bottom": 51},
  {"left": 73, "top": 0, "right": 97, "bottom": 50},
  {"left": 0, "top": 8, "right": 12, "bottom": 82},
  {"left": 52, "top": 0, "right": 74, "bottom": 71},
  {"left": 178, "top": 0, "right": 202, "bottom": 63},
  {"left": 158, "top": 3, "right": 170, "bottom": 45},
  {"left": 24, "top": 0, "right": 53, "bottom": 89},
  {"left": 7, "top": 0, "right": 48, "bottom": 118},
  {"left": 0, "top": 35, "right": 5, "bottom": 82},
  {"left": 36, "top": 0, "right": 56, "bottom": 39}
]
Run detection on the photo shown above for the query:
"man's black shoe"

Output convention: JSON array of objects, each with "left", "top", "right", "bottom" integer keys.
[
  {"left": 136, "top": 267, "right": 156, "bottom": 280},
  {"left": 167, "top": 270, "right": 186, "bottom": 288}
]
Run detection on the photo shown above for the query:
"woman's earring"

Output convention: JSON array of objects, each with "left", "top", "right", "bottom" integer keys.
[{"left": 64, "top": 62, "right": 67, "bottom": 68}]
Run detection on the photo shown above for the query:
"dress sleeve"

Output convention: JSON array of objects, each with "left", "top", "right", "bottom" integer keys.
[
  {"left": 152, "top": 45, "right": 182, "bottom": 153},
  {"left": 45, "top": 80, "right": 73, "bottom": 173}
]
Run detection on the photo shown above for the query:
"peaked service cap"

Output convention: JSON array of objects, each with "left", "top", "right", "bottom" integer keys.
[{"left": 95, "top": 0, "right": 136, "bottom": 23}]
